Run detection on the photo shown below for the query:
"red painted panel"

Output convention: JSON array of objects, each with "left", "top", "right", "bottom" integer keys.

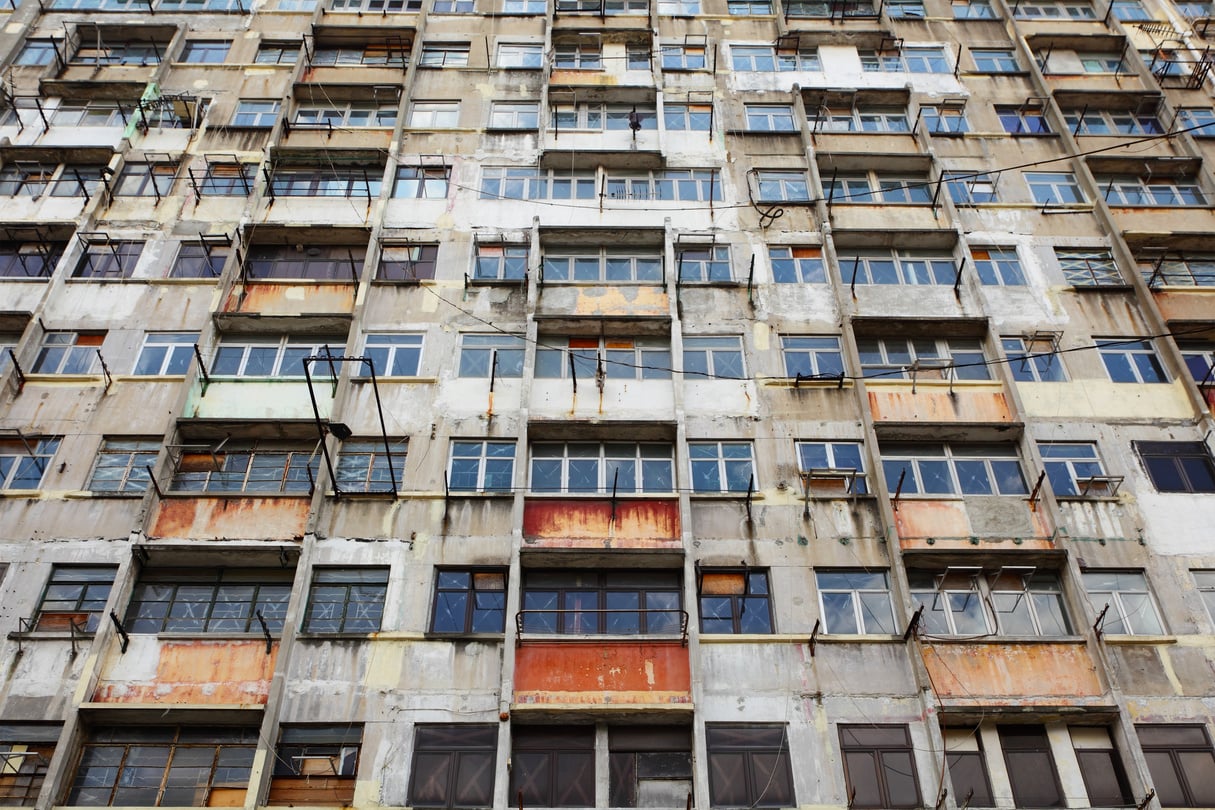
[
  {"left": 94, "top": 640, "right": 278, "bottom": 705},
  {"left": 522, "top": 499, "right": 679, "bottom": 548},
  {"left": 150, "top": 497, "right": 308, "bottom": 540},
  {"left": 514, "top": 641, "right": 691, "bottom": 706}
]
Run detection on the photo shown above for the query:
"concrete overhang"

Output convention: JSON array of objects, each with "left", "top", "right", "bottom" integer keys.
[
  {"left": 0, "top": 311, "right": 33, "bottom": 332},
  {"left": 832, "top": 227, "right": 957, "bottom": 250},
  {"left": 539, "top": 148, "right": 663, "bottom": 170},
  {"left": 936, "top": 703, "right": 1120, "bottom": 724},
  {"left": 519, "top": 546, "right": 684, "bottom": 568},
  {"left": 39, "top": 78, "right": 149, "bottom": 99},
  {"left": 1085, "top": 154, "right": 1200, "bottom": 176},
  {"left": 1050, "top": 87, "right": 1162, "bottom": 110},
  {"left": 871, "top": 420, "right": 1023, "bottom": 442},
  {"left": 1025, "top": 31, "right": 1127, "bottom": 52},
  {"left": 309, "top": 22, "right": 416, "bottom": 41},
  {"left": 532, "top": 314, "right": 672, "bottom": 335},
  {"left": 546, "top": 85, "right": 657, "bottom": 105},
  {"left": 527, "top": 419, "right": 678, "bottom": 441},
  {"left": 241, "top": 223, "right": 373, "bottom": 245},
  {"left": 816, "top": 151, "right": 933, "bottom": 173},
  {"left": 851, "top": 315, "right": 988, "bottom": 338},
  {"left": 213, "top": 311, "right": 354, "bottom": 336},
  {"left": 0, "top": 143, "right": 116, "bottom": 165},
  {"left": 781, "top": 28, "right": 893, "bottom": 49},
  {"left": 901, "top": 547, "right": 1067, "bottom": 572},
  {"left": 1122, "top": 230, "right": 1215, "bottom": 251},
  {"left": 78, "top": 704, "right": 264, "bottom": 725},
  {"left": 174, "top": 417, "right": 322, "bottom": 442},
  {"left": 507, "top": 704, "right": 695, "bottom": 723},
  {"left": 803, "top": 85, "right": 911, "bottom": 107},
  {"left": 130, "top": 541, "right": 301, "bottom": 568},
  {"left": 293, "top": 82, "right": 402, "bottom": 103}
]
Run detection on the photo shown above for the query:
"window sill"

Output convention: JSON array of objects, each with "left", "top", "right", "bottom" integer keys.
[
  {"left": 149, "top": 632, "right": 281, "bottom": 641},
  {"left": 467, "top": 276, "right": 526, "bottom": 286},
  {"left": 295, "top": 632, "right": 381, "bottom": 641},
  {"left": 7, "top": 629, "right": 96, "bottom": 641},
  {"left": 1054, "top": 495, "right": 1120, "bottom": 503},
  {"left": 677, "top": 279, "right": 745, "bottom": 287},
  {"left": 447, "top": 490, "right": 515, "bottom": 499},
  {"left": 485, "top": 126, "right": 541, "bottom": 134},
  {"left": 22, "top": 373, "right": 106, "bottom": 384},
  {"left": 517, "top": 633, "right": 687, "bottom": 643},
  {"left": 526, "top": 491, "right": 678, "bottom": 499},
  {"left": 77, "top": 490, "right": 146, "bottom": 499},
  {"left": 352, "top": 375, "right": 438, "bottom": 384},
  {"left": 963, "top": 70, "right": 1031, "bottom": 77},
  {"left": 1100, "top": 633, "right": 1177, "bottom": 645},
  {"left": 689, "top": 491, "right": 764, "bottom": 500},
  {"left": 424, "top": 631, "right": 506, "bottom": 641},
  {"left": 726, "top": 128, "right": 802, "bottom": 136},
  {"left": 760, "top": 376, "right": 852, "bottom": 390},
  {"left": 918, "top": 634, "right": 1087, "bottom": 644},
  {"left": 0, "top": 276, "right": 50, "bottom": 282},
  {"left": 161, "top": 491, "right": 313, "bottom": 499},
  {"left": 863, "top": 378, "right": 1004, "bottom": 390}
]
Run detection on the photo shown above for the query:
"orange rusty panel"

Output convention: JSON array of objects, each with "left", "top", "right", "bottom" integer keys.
[
  {"left": 549, "top": 69, "right": 618, "bottom": 86},
  {"left": 94, "top": 640, "right": 278, "bottom": 705},
  {"left": 868, "top": 389, "right": 1012, "bottom": 423},
  {"left": 921, "top": 642, "right": 1102, "bottom": 701},
  {"left": 514, "top": 642, "right": 691, "bottom": 705},
  {"left": 150, "top": 497, "right": 309, "bottom": 540},
  {"left": 522, "top": 499, "right": 680, "bottom": 548},
  {"left": 894, "top": 500, "right": 970, "bottom": 539},
  {"left": 1151, "top": 291, "right": 1215, "bottom": 324},
  {"left": 572, "top": 287, "right": 669, "bottom": 318},
  {"left": 221, "top": 283, "right": 355, "bottom": 316}
]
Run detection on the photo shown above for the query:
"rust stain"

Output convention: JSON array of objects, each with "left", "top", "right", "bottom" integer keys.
[
  {"left": 221, "top": 283, "right": 355, "bottom": 316},
  {"left": 921, "top": 642, "right": 1102, "bottom": 700},
  {"left": 572, "top": 287, "right": 668, "bottom": 318},
  {"left": 868, "top": 390, "right": 1012, "bottom": 423},
  {"left": 150, "top": 497, "right": 308, "bottom": 540},
  {"left": 93, "top": 640, "right": 278, "bottom": 705},
  {"left": 514, "top": 641, "right": 691, "bottom": 703},
  {"left": 522, "top": 498, "right": 680, "bottom": 547},
  {"left": 549, "top": 69, "right": 619, "bottom": 86},
  {"left": 894, "top": 500, "right": 970, "bottom": 539}
]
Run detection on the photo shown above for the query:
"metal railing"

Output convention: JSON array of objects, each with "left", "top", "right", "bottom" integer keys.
[{"left": 515, "top": 609, "right": 689, "bottom": 645}]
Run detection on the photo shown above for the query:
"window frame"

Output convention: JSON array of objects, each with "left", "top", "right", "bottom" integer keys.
[
  {"left": 1096, "top": 338, "right": 1169, "bottom": 384},
  {"left": 124, "top": 568, "right": 293, "bottom": 634},
  {"left": 880, "top": 442, "right": 1028, "bottom": 496},
  {"left": 839, "top": 725, "right": 921, "bottom": 809},
  {"left": 457, "top": 334, "right": 525, "bottom": 378},
  {"left": 688, "top": 440, "right": 756, "bottom": 493},
  {"left": 1002, "top": 336, "right": 1066, "bottom": 382},
  {"left": 301, "top": 567, "right": 389, "bottom": 634},
  {"left": 683, "top": 337, "right": 745, "bottom": 380},
  {"left": 1056, "top": 248, "right": 1122, "bottom": 286},
  {"left": 971, "top": 48, "right": 1020, "bottom": 73},
  {"left": 0, "top": 437, "right": 62, "bottom": 490},
  {"left": 1026, "top": 171, "right": 1086, "bottom": 205},
  {"left": 334, "top": 438, "right": 408, "bottom": 494},
  {"left": 429, "top": 569, "right": 508, "bottom": 634},
  {"left": 816, "top": 570, "right": 895, "bottom": 634},
  {"left": 87, "top": 439, "right": 159, "bottom": 494},
  {"left": 33, "top": 564, "right": 115, "bottom": 632},
  {"left": 528, "top": 441, "right": 675, "bottom": 494},
  {"left": 447, "top": 439, "right": 517, "bottom": 492},
  {"left": 73, "top": 241, "right": 145, "bottom": 280},
  {"left": 410, "top": 725, "right": 499, "bottom": 809},
  {"left": 857, "top": 336, "right": 990, "bottom": 380},
  {"left": 705, "top": 725, "right": 795, "bottom": 809},
  {"left": 31, "top": 331, "right": 103, "bottom": 374},
  {"left": 520, "top": 569, "right": 684, "bottom": 636},
  {"left": 1136, "top": 725, "right": 1215, "bottom": 808},
  {"left": 1082, "top": 570, "right": 1166, "bottom": 636},
  {"left": 698, "top": 569, "right": 774, "bottom": 634},
  {"left": 169, "top": 442, "right": 316, "bottom": 494},
  {"left": 1134, "top": 441, "right": 1215, "bottom": 493}
]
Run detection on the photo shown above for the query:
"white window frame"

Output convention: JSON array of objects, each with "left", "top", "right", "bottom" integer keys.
[
  {"left": 408, "top": 101, "right": 460, "bottom": 128},
  {"left": 211, "top": 337, "right": 344, "bottom": 378},
  {"left": 528, "top": 442, "right": 676, "bottom": 493},
  {"left": 542, "top": 248, "right": 663, "bottom": 283},
  {"left": 689, "top": 441, "right": 756, "bottom": 493},
  {"left": 684, "top": 336, "right": 745, "bottom": 379},
  {"left": 496, "top": 43, "right": 543, "bottom": 69},
  {"left": 448, "top": 440, "right": 516, "bottom": 492},
  {"left": 879, "top": 443, "right": 1027, "bottom": 495},
  {"left": 817, "top": 570, "right": 895, "bottom": 634},
  {"left": 134, "top": 332, "right": 197, "bottom": 376},
  {"left": 1082, "top": 571, "right": 1165, "bottom": 635},
  {"left": 362, "top": 334, "right": 423, "bottom": 377}
]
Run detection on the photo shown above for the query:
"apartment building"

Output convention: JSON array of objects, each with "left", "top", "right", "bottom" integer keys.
[{"left": 1, "top": 0, "right": 1215, "bottom": 806}]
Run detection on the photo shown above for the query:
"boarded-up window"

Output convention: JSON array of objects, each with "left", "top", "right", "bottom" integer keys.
[
  {"left": 706, "top": 724, "right": 794, "bottom": 808},
  {"left": 511, "top": 727, "right": 594, "bottom": 808},
  {"left": 409, "top": 725, "right": 498, "bottom": 808},
  {"left": 609, "top": 727, "right": 692, "bottom": 808}
]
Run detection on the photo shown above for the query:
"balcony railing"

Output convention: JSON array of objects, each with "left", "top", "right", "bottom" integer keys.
[{"left": 515, "top": 608, "right": 689, "bottom": 645}]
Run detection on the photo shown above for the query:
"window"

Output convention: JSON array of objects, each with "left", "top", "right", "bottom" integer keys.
[
  {"left": 1097, "top": 339, "right": 1168, "bottom": 383},
  {"left": 1110, "top": 0, "right": 1149, "bottom": 17},
  {"left": 1064, "top": 110, "right": 1162, "bottom": 135},
  {"left": 31, "top": 332, "right": 102, "bottom": 374},
  {"left": 544, "top": 248, "right": 661, "bottom": 282},
  {"left": 881, "top": 443, "right": 1027, "bottom": 495},
  {"left": 0, "top": 724, "right": 58, "bottom": 806},
  {"left": 1099, "top": 175, "right": 1207, "bottom": 207},
  {"left": 470, "top": 244, "right": 526, "bottom": 282},
  {"left": 448, "top": 440, "right": 516, "bottom": 491},
  {"left": 554, "top": 43, "right": 602, "bottom": 69},
  {"left": 529, "top": 443, "right": 675, "bottom": 493},
  {"left": 756, "top": 170, "right": 810, "bottom": 202},
  {"left": 378, "top": 244, "right": 437, "bottom": 281},
  {"left": 1135, "top": 441, "right": 1215, "bottom": 493},
  {"left": 1026, "top": 172, "right": 1085, "bottom": 205},
  {"left": 787, "top": 0, "right": 873, "bottom": 15},
  {"left": 1056, "top": 248, "right": 1121, "bottom": 286},
  {"left": 180, "top": 41, "right": 230, "bottom": 63},
  {"left": 1002, "top": 337, "right": 1066, "bottom": 382},
  {"left": 0, "top": 438, "right": 61, "bottom": 490},
  {"left": 294, "top": 103, "right": 397, "bottom": 128},
  {"left": 838, "top": 250, "right": 954, "bottom": 285},
  {"left": 997, "top": 105, "right": 1051, "bottom": 134},
  {"left": 887, "top": 0, "right": 925, "bottom": 16},
  {"left": 270, "top": 167, "right": 382, "bottom": 198},
  {"left": 827, "top": 173, "right": 932, "bottom": 205},
  {"left": 1178, "top": 108, "right": 1215, "bottom": 136},
  {"left": 972, "top": 48, "right": 1019, "bottom": 72},
  {"left": 782, "top": 336, "right": 843, "bottom": 379},
  {"left": 410, "top": 726, "right": 498, "bottom": 808},
  {"left": 0, "top": 241, "right": 63, "bottom": 278},
  {"left": 797, "top": 441, "right": 869, "bottom": 494},
  {"left": 604, "top": 170, "right": 722, "bottom": 202},
  {"left": 503, "top": 0, "right": 545, "bottom": 10},
  {"left": 1180, "top": 341, "right": 1215, "bottom": 384},
  {"left": 170, "top": 442, "right": 315, "bottom": 493},
  {"left": 1039, "top": 442, "right": 1111, "bottom": 497},
  {"left": 480, "top": 168, "right": 596, "bottom": 201},
  {"left": 114, "top": 163, "right": 177, "bottom": 198},
  {"left": 255, "top": 43, "right": 299, "bottom": 64},
  {"left": 49, "top": 102, "right": 126, "bottom": 128},
  {"left": 1080, "top": 53, "right": 1126, "bottom": 73},
  {"left": 244, "top": 245, "right": 363, "bottom": 280},
  {"left": 489, "top": 102, "right": 539, "bottom": 129},
  {"left": 1176, "top": 0, "right": 1214, "bottom": 15},
  {"left": 409, "top": 101, "right": 459, "bottom": 128},
  {"left": 609, "top": 727, "right": 692, "bottom": 808},
  {"left": 943, "top": 729, "right": 994, "bottom": 807},
  {"left": 1014, "top": 0, "right": 1094, "bottom": 15},
  {"left": 512, "top": 728, "right": 594, "bottom": 808},
  {"left": 1143, "top": 252, "right": 1215, "bottom": 286},
  {"left": 496, "top": 43, "right": 543, "bottom": 68},
  {"left": 72, "top": 41, "right": 163, "bottom": 66},
  {"left": 730, "top": 45, "right": 820, "bottom": 71},
  {"left": 88, "top": 439, "right": 158, "bottom": 493},
  {"left": 171, "top": 242, "right": 229, "bottom": 277},
  {"left": 0, "top": 165, "right": 54, "bottom": 198},
  {"left": 457, "top": 335, "right": 524, "bottom": 377},
  {"left": 943, "top": 172, "right": 998, "bottom": 204},
  {"left": 698, "top": 569, "right": 773, "bottom": 634},
  {"left": 393, "top": 166, "right": 449, "bottom": 199},
  {"left": 858, "top": 337, "right": 989, "bottom": 380},
  {"left": 212, "top": 337, "right": 344, "bottom": 378},
  {"left": 973, "top": 247, "right": 1025, "bottom": 286},
  {"left": 745, "top": 104, "right": 797, "bottom": 132},
  {"left": 556, "top": 103, "right": 660, "bottom": 131},
  {"left": 665, "top": 103, "right": 713, "bottom": 131},
  {"left": 684, "top": 337, "right": 744, "bottom": 379},
  {"left": 34, "top": 565, "right": 114, "bottom": 631},
  {"left": 196, "top": 163, "right": 256, "bottom": 197},
  {"left": 125, "top": 569, "right": 292, "bottom": 633},
  {"left": 922, "top": 106, "right": 969, "bottom": 134},
  {"left": 272, "top": 726, "right": 360, "bottom": 803},
  {"left": 660, "top": 44, "right": 706, "bottom": 71},
  {"left": 335, "top": 439, "right": 408, "bottom": 493},
  {"left": 311, "top": 43, "right": 408, "bottom": 67},
  {"left": 1137, "top": 726, "right": 1215, "bottom": 808},
  {"left": 689, "top": 441, "right": 755, "bottom": 493},
  {"left": 521, "top": 570, "right": 682, "bottom": 635},
  {"left": 536, "top": 336, "right": 670, "bottom": 380},
  {"left": 626, "top": 43, "right": 651, "bottom": 68},
  {"left": 231, "top": 100, "right": 280, "bottom": 127},
  {"left": 303, "top": 568, "right": 389, "bottom": 633},
  {"left": 678, "top": 245, "right": 731, "bottom": 282},
  {"left": 861, "top": 46, "right": 949, "bottom": 73},
  {"left": 432, "top": 0, "right": 475, "bottom": 11},
  {"left": 363, "top": 334, "right": 422, "bottom": 376},
  {"left": 997, "top": 726, "right": 1064, "bottom": 808},
  {"left": 658, "top": 0, "right": 699, "bottom": 11},
  {"left": 67, "top": 726, "right": 256, "bottom": 807},
  {"left": 1083, "top": 570, "right": 1165, "bottom": 635},
  {"left": 817, "top": 570, "right": 895, "bottom": 634},
  {"left": 1071, "top": 727, "right": 1133, "bottom": 808},
  {"left": 910, "top": 569, "right": 1070, "bottom": 636},
  {"left": 74, "top": 241, "right": 145, "bottom": 280},
  {"left": 729, "top": 0, "right": 773, "bottom": 11},
  {"left": 15, "top": 40, "right": 59, "bottom": 66},
  {"left": 706, "top": 725, "right": 794, "bottom": 808},
  {"left": 770, "top": 246, "right": 825, "bottom": 283},
  {"left": 430, "top": 570, "right": 507, "bottom": 633},
  {"left": 818, "top": 106, "right": 909, "bottom": 133}
]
